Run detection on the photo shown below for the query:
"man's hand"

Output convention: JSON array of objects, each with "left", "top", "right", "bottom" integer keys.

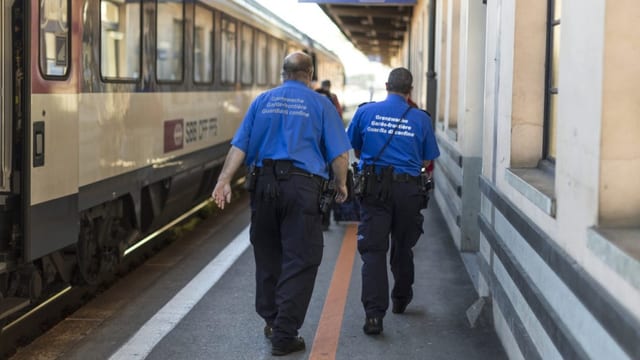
[
  {"left": 424, "top": 160, "right": 434, "bottom": 178},
  {"left": 334, "top": 183, "right": 348, "bottom": 204},
  {"left": 330, "top": 151, "right": 350, "bottom": 204},
  {"left": 210, "top": 146, "right": 247, "bottom": 210},
  {"left": 212, "top": 181, "right": 232, "bottom": 209}
]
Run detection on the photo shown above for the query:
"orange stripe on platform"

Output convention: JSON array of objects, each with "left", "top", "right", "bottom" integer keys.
[{"left": 309, "top": 224, "right": 358, "bottom": 360}]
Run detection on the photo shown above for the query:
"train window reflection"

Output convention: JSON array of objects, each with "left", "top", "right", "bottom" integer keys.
[
  {"left": 156, "top": 0, "right": 184, "bottom": 82},
  {"left": 193, "top": 4, "right": 213, "bottom": 84},
  {"left": 256, "top": 31, "right": 267, "bottom": 85},
  {"left": 100, "top": 0, "right": 140, "bottom": 80},
  {"left": 40, "top": 0, "right": 70, "bottom": 77},
  {"left": 221, "top": 16, "right": 237, "bottom": 84}
]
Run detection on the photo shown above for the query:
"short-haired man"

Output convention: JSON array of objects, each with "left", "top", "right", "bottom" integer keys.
[{"left": 347, "top": 67, "right": 440, "bottom": 335}]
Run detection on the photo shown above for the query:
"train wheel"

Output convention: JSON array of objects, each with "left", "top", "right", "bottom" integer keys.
[
  {"left": 16, "top": 265, "right": 43, "bottom": 301},
  {"left": 76, "top": 219, "right": 102, "bottom": 285}
]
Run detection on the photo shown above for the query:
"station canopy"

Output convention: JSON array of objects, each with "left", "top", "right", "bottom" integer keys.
[{"left": 299, "top": 0, "right": 415, "bottom": 65}]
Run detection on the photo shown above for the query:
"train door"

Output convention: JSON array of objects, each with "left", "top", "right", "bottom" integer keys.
[
  {"left": 25, "top": 0, "right": 79, "bottom": 263},
  {"left": 0, "top": 0, "right": 21, "bottom": 260},
  {"left": 0, "top": 1, "right": 7, "bottom": 191}
]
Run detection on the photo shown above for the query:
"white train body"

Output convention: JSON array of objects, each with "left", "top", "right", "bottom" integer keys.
[{"left": 0, "top": 0, "right": 344, "bottom": 321}]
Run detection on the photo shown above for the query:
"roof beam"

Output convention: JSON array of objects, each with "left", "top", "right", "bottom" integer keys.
[{"left": 326, "top": 5, "right": 411, "bottom": 19}]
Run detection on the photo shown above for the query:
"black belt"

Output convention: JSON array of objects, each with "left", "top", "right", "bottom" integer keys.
[
  {"left": 257, "top": 163, "right": 324, "bottom": 181},
  {"left": 290, "top": 168, "right": 317, "bottom": 177},
  {"left": 392, "top": 173, "right": 420, "bottom": 183},
  {"left": 289, "top": 168, "right": 326, "bottom": 182}
]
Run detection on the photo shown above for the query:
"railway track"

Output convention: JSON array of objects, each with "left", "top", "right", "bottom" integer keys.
[{"left": 0, "top": 194, "right": 243, "bottom": 359}]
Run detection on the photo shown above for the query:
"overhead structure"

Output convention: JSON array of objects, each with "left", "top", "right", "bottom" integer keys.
[{"left": 302, "top": 1, "right": 415, "bottom": 65}]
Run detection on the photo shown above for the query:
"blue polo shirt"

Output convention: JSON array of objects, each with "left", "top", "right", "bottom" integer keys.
[
  {"left": 347, "top": 94, "right": 440, "bottom": 176},
  {"left": 231, "top": 80, "right": 351, "bottom": 179}
]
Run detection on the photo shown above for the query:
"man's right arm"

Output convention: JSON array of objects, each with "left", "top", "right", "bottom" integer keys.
[{"left": 212, "top": 146, "right": 246, "bottom": 209}]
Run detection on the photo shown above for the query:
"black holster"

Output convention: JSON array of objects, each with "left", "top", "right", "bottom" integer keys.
[
  {"left": 352, "top": 163, "right": 375, "bottom": 198},
  {"left": 418, "top": 173, "right": 433, "bottom": 209},
  {"left": 352, "top": 162, "right": 365, "bottom": 198},
  {"left": 419, "top": 174, "right": 434, "bottom": 193},
  {"left": 319, "top": 179, "right": 335, "bottom": 213}
]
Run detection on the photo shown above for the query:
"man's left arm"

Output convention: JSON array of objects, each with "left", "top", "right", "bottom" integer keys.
[
  {"left": 422, "top": 114, "right": 440, "bottom": 178},
  {"left": 423, "top": 160, "right": 433, "bottom": 178},
  {"left": 331, "top": 151, "right": 350, "bottom": 203}
]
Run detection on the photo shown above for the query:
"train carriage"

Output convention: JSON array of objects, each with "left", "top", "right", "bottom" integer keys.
[{"left": 0, "top": 0, "right": 344, "bottom": 322}]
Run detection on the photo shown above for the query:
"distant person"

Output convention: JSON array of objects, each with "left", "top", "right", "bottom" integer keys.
[
  {"left": 212, "top": 51, "right": 350, "bottom": 356},
  {"left": 347, "top": 67, "right": 440, "bottom": 335},
  {"left": 316, "top": 80, "right": 343, "bottom": 119}
]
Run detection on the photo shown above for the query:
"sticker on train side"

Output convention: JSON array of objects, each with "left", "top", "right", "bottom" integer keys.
[{"left": 164, "top": 118, "right": 218, "bottom": 153}]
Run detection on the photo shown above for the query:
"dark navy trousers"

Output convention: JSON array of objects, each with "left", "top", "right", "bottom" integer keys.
[
  {"left": 250, "top": 173, "right": 324, "bottom": 346},
  {"left": 357, "top": 180, "right": 424, "bottom": 318}
]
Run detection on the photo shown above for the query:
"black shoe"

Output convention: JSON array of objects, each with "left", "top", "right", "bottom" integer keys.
[
  {"left": 264, "top": 325, "right": 273, "bottom": 339},
  {"left": 272, "top": 336, "right": 306, "bottom": 356},
  {"left": 363, "top": 317, "right": 383, "bottom": 335},
  {"left": 392, "top": 301, "right": 409, "bottom": 314}
]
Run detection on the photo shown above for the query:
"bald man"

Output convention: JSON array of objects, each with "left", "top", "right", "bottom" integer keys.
[{"left": 212, "top": 51, "right": 351, "bottom": 356}]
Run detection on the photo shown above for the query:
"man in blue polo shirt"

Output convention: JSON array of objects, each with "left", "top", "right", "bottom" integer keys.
[
  {"left": 347, "top": 67, "right": 440, "bottom": 335},
  {"left": 212, "top": 51, "right": 350, "bottom": 356}
]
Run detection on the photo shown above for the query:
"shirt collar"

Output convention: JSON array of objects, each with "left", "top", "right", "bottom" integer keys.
[
  {"left": 282, "top": 80, "right": 310, "bottom": 89},
  {"left": 386, "top": 93, "right": 408, "bottom": 104}
]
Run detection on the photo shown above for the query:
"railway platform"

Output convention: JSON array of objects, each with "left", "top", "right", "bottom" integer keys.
[{"left": 9, "top": 194, "right": 507, "bottom": 360}]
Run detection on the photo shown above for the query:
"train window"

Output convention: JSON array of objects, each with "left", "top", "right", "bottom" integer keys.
[
  {"left": 100, "top": 0, "right": 141, "bottom": 80},
  {"left": 40, "top": 0, "right": 70, "bottom": 78},
  {"left": 156, "top": 0, "right": 184, "bottom": 82},
  {"left": 221, "top": 16, "right": 237, "bottom": 84},
  {"left": 256, "top": 31, "right": 268, "bottom": 86},
  {"left": 543, "top": 0, "right": 561, "bottom": 161},
  {"left": 240, "top": 24, "right": 254, "bottom": 85},
  {"left": 194, "top": 4, "right": 214, "bottom": 84},
  {"left": 268, "top": 37, "right": 281, "bottom": 85}
]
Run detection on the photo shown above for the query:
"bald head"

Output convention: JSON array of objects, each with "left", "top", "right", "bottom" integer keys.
[{"left": 282, "top": 51, "right": 314, "bottom": 83}]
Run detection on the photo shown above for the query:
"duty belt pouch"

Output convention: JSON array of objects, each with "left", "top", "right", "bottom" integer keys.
[
  {"left": 244, "top": 164, "right": 257, "bottom": 191},
  {"left": 363, "top": 165, "right": 376, "bottom": 196}
]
